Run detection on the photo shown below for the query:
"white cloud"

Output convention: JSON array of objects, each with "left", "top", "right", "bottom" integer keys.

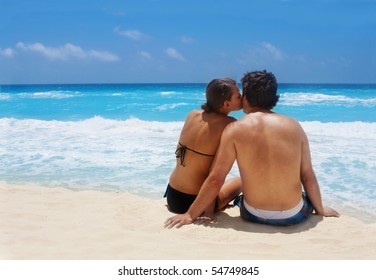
[
  {"left": 16, "top": 42, "right": 119, "bottom": 62},
  {"left": 0, "top": 47, "right": 16, "bottom": 57},
  {"left": 114, "top": 26, "right": 146, "bottom": 40},
  {"left": 261, "top": 42, "right": 285, "bottom": 61},
  {"left": 138, "top": 51, "right": 152, "bottom": 61},
  {"left": 88, "top": 49, "right": 120, "bottom": 62},
  {"left": 165, "top": 48, "right": 186, "bottom": 62},
  {"left": 181, "top": 36, "right": 195, "bottom": 44},
  {"left": 237, "top": 42, "right": 286, "bottom": 65}
]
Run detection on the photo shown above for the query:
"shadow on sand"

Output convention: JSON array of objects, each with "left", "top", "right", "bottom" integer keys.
[{"left": 197, "top": 206, "right": 323, "bottom": 234}]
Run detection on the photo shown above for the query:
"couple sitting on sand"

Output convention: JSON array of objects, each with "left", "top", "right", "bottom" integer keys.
[{"left": 164, "top": 70, "right": 339, "bottom": 229}]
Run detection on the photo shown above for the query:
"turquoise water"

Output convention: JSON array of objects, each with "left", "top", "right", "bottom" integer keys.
[
  {"left": 1, "top": 83, "right": 375, "bottom": 221},
  {"left": 1, "top": 83, "right": 375, "bottom": 122}
]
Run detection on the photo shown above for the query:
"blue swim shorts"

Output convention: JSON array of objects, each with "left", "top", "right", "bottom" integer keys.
[{"left": 236, "top": 193, "right": 313, "bottom": 226}]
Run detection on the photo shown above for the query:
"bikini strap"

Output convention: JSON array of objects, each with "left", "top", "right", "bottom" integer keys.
[
  {"left": 175, "top": 144, "right": 187, "bottom": 166},
  {"left": 176, "top": 142, "right": 215, "bottom": 166}
]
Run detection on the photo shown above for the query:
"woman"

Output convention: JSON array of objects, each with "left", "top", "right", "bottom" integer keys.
[{"left": 164, "top": 78, "right": 242, "bottom": 216}]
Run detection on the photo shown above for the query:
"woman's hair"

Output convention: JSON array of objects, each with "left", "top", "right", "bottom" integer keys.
[
  {"left": 241, "top": 70, "right": 279, "bottom": 110},
  {"left": 201, "top": 78, "right": 237, "bottom": 113}
]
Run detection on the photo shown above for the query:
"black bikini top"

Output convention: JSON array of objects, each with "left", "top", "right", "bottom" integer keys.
[{"left": 175, "top": 142, "right": 215, "bottom": 166}]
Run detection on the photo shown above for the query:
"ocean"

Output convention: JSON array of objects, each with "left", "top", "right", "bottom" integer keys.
[{"left": 1, "top": 83, "right": 375, "bottom": 222}]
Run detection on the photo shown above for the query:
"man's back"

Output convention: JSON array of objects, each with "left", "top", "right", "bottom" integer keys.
[{"left": 230, "top": 111, "right": 305, "bottom": 210}]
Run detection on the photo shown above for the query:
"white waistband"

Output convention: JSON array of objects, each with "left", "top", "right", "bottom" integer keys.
[{"left": 243, "top": 198, "right": 304, "bottom": 220}]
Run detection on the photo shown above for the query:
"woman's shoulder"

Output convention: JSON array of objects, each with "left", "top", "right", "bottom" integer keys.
[
  {"left": 187, "top": 110, "right": 236, "bottom": 126},
  {"left": 215, "top": 114, "right": 237, "bottom": 124},
  {"left": 186, "top": 109, "right": 203, "bottom": 118},
  {"left": 182, "top": 110, "right": 204, "bottom": 127}
]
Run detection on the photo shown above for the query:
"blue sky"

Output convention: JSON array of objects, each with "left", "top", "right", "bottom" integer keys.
[{"left": 1, "top": 0, "right": 375, "bottom": 84}]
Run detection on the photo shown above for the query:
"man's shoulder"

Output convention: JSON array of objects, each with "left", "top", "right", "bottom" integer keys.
[
  {"left": 274, "top": 114, "right": 306, "bottom": 136},
  {"left": 231, "top": 112, "right": 301, "bottom": 130},
  {"left": 279, "top": 114, "right": 302, "bottom": 127},
  {"left": 223, "top": 117, "right": 246, "bottom": 134}
]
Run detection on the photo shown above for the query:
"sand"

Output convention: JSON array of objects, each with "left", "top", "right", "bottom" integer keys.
[{"left": 1, "top": 183, "right": 376, "bottom": 260}]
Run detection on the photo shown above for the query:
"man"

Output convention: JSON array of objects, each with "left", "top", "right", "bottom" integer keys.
[{"left": 165, "top": 70, "right": 339, "bottom": 228}]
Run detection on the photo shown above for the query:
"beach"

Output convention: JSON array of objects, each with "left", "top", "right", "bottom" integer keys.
[
  {"left": 1, "top": 83, "right": 375, "bottom": 262},
  {"left": 1, "top": 183, "right": 376, "bottom": 260}
]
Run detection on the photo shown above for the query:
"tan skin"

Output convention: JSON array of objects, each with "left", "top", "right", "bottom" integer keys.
[
  {"left": 165, "top": 94, "right": 339, "bottom": 228},
  {"left": 168, "top": 84, "right": 242, "bottom": 216}
]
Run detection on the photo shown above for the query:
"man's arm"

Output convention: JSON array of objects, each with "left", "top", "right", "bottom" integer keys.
[
  {"left": 300, "top": 130, "right": 339, "bottom": 217},
  {"left": 165, "top": 124, "right": 237, "bottom": 228}
]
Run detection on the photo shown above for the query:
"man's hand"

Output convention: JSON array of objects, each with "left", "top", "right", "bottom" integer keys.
[
  {"left": 164, "top": 213, "right": 194, "bottom": 229},
  {"left": 323, "top": 206, "right": 340, "bottom": 217}
]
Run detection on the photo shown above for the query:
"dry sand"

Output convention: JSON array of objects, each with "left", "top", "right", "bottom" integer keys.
[{"left": 1, "top": 183, "right": 376, "bottom": 260}]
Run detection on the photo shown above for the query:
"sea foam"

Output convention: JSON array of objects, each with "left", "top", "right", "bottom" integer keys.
[
  {"left": 1, "top": 117, "right": 375, "bottom": 220},
  {"left": 280, "top": 92, "right": 376, "bottom": 107}
]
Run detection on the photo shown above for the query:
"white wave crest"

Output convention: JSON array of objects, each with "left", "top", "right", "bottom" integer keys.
[
  {"left": 155, "top": 103, "right": 187, "bottom": 111},
  {"left": 280, "top": 92, "right": 376, "bottom": 107},
  {"left": 301, "top": 121, "right": 376, "bottom": 140},
  {"left": 17, "top": 91, "right": 78, "bottom": 99},
  {"left": 0, "top": 93, "right": 11, "bottom": 100},
  {"left": 160, "top": 91, "right": 177, "bottom": 95}
]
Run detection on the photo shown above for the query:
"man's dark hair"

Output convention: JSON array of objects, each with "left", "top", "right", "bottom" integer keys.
[{"left": 241, "top": 70, "right": 279, "bottom": 110}]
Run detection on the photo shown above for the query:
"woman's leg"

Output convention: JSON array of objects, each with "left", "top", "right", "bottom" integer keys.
[{"left": 216, "top": 177, "right": 242, "bottom": 211}]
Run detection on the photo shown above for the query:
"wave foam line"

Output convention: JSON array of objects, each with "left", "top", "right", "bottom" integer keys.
[{"left": 281, "top": 92, "right": 376, "bottom": 107}]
